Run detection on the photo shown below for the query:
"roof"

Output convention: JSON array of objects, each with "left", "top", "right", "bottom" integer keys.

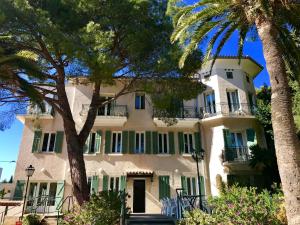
[
  {"left": 126, "top": 170, "right": 154, "bottom": 177},
  {"left": 206, "top": 55, "right": 264, "bottom": 78}
]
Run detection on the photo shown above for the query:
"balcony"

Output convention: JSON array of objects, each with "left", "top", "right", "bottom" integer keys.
[
  {"left": 222, "top": 146, "right": 250, "bottom": 164},
  {"left": 80, "top": 104, "right": 128, "bottom": 126},
  {"left": 200, "top": 103, "right": 256, "bottom": 119},
  {"left": 153, "top": 107, "right": 200, "bottom": 127},
  {"left": 17, "top": 105, "right": 54, "bottom": 123}
]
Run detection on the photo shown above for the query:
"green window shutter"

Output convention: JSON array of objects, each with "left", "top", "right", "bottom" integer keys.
[
  {"left": 181, "top": 176, "right": 187, "bottom": 195},
  {"left": 55, "top": 181, "right": 65, "bottom": 210},
  {"left": 120, "top": 176, "right": 126, "bottom": 191},
  {"left": 95, "top": 130, "right": 102, "bottom": 153},
  {"left": 192, "top": 177, "right": 196, "bottom": 195},
  {"left": 54, "top": 131, "right": 64, "bottom": 153},
  {"left": 246, "top": 128, "right": 257, "bottom": 147},
  {"left": 129, "top": 131, "right": 135, "bottom": 154},
  {"left": 91, "top": 176, "right": 99, "bottom": 194},
  {"left": 13, "top": 180, "right": 25, "bottom": 200},
  {"left": 105, "top": 131, "right": 111, "bottom": 154},
  {"left": 178, "top": 132, "right": 184, "bottom": 154},
  {"left": 200, "top": 176, "right": 205, "bottom": 196},
  {"left": 194, "top": 132, "right": 202, "bottom": 151},
  {"left": 159, "top": 176, "right": 163, "bottom": 200},
  {"left": 32, "top": 130, "right": 42, "bottom": 153},
  {"left": 122, "top": 131, "right": 129, "bottom": 154},
  {"left": 223, "top": 129, "right": 231, "bottom": 148},
  {"left": 102, "top": 175, "right": 109, "bottom": 191},
  {"left": 152, "top": 132, "right": 158, "bottom": 154},
  {"left": 159, "top": 176, "right": 170, "bottom": 200},
  {"left": 145, "top": 131, "right": 152, "bottom": 154},
  {"left": 168, "top": 132, "right": 175, "bottom": 154},
  {"left": 165, "top": 176, "right": 170, "bottom": 198}
]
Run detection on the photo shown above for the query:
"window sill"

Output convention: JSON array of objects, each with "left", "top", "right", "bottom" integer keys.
[
  {"left": 107, "top": 153, "right": 123, "bottom": 156},
  {"left": 34, "top": 151, "right": 56, "bottom": 154},
  {"left": 182, "top": 154, "right": 192, "bottom": 157},
  {"left": 156, "top": 154, "right": 171, "bottom": 156},
  {"left": 84, "top": 153, "right": 100, "bottom": 156}
]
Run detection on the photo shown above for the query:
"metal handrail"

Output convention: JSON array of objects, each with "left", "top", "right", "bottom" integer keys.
[
  {"left": 26, "top": 195, "right": 58, "bottom": 215},
  {"left": 200, "top": 102, "right": 256, "bottom": 118},
  {"left": 81, "top": 104, "right": 128, "bottom": 117},
  {"left": 56, "top": 196, "right": 74, "bottom": 225},
  {"left": 176, "top": 188, "right": 210, "bottom": 219},
  {"left": 222, "top": 146, "right": 250, "bottom": 162},
  {"left": 0, "top": 205, "right": 20, "bottom": 225},
  {"left": 153, "top": 106, "right": 200, "bottom": 119}
]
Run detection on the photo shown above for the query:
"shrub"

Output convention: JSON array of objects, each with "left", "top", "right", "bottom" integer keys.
[
  {"left": 22, "top": 214, "right": 43, "bottom": 225},
  {"left": 179, "top": 186, "right": 286, "bottom": 225},
  {"left": 62, "top": 191, "right": 130, "bottom": 225}
]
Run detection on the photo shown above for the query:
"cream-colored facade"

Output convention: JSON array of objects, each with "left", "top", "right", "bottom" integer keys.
[{"left": 4, "top": 57, "right": 266, "bottom": 215}]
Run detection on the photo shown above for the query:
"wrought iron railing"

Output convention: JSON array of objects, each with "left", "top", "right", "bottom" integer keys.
[
  {"left": 200, "top": 103, "right": 256, "bottom": 118},
  {"left": 153, "top": 106, "right": 200, "bottom": 119},
  {"left": 81, "top": 104, "right": 128, "bottom": 117},
  {"left": 26, "top": 105, "right": 54, "bottom": 116},
  {"left": 222, "top": 146, "right": 250, "bottom": 162},
  {"left": 176, "top": 188, "right": 210, "bottom": 220},
  {"left": 56, "top": 196, "right": 75, "bottom": 225}
]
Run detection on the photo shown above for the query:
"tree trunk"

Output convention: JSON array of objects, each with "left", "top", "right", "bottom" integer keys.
[
  {"left": 256, "top": 18, "right": 300, "bottom": 225},
  {"left": 63, "top": 118, "right": 90, "bottom": 205}
]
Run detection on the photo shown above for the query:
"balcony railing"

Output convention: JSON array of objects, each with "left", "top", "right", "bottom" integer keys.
[
  {"left": 26, "top": 105, "right": 54, "bottom": 116},
  {"left": 153, "top": 106, "right": 200, "bottom": 119},
  {"left": 200, "top": 103, "right": 256, "bottom": 118},
  {"left": 222, "top": 146, "right": 250, "bottom": 162},
  {"left": 81, "top": 104, "right": 128, "bottom": 117}
]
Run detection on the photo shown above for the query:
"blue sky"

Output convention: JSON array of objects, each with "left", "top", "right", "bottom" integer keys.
[{"left": 0, "top": 14, "right": 270, "bottom": 182}]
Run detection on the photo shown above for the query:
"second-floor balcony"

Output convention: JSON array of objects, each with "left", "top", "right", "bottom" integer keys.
[
  {"left": 153, "top": 106, "right": 200, "bottom": 127},
  {"left": 80, "top": 104, "right": 128, "bottom": 126},
  {"left": 16, "top": 105, "right": 54, "bottom": 123},
  {"left": 200, "top": 103, "right": 256, "bottom": 119},
  {"left": 222, "top": 146, "right": 250, "bottom": 164}
]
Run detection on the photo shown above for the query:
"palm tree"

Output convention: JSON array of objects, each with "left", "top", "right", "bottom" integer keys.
[
  {"left": 168, "top": 1, "right": 300, "bottom": 224},
  {"left": 0, "top": 40, "right": 46, "bottom": 106}
]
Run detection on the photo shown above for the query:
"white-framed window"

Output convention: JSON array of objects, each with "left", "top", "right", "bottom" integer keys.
[
  {"left": 135, "top": 93, "right": 145, "bottom": 109},
  {"left": 111, "top": 132, "right": 122, "bottom": 153},
  {"left": 246, "top": 75, "right": 250, "bottom": 83},
  {"left": 41, "top": 133, "right": 56, "bottom": 152},
  {"left": 183, "top": 133, "right": 194, "bottom": 154},
  {"left": 204, "top": 91, "right": 216, "bottom": 114},
  {"left": 27, "top": 182, "right": 58, "bottom": 207},
  {"left": 98, "top": 97, "right": 114, "bottom": 116},
  {"left": 226, "top": 90, "right": 240, "bottom": 112},
  {"left": 135, "top": 132, "right": 145, "bottom": 153},
  {"left": 186, "top": 177, "right": 197, "bottom": 195},
  {"left": 226, "top": 71, "right": 233, "bottom": 79},
  {"left": 230, "top": 132, "right": 244, "bottom": 147},
  {"left": 158, "top": 133, "right": 168, "bottom": 154},
  {"left": 109, "top": 177, "right": 120, "bottom": 191},
  {"left": 87, "top": 177, "right": 92, "bottom": 192},
  {"left": 85, "top": 133, "right": 98, "bottom": 154}
]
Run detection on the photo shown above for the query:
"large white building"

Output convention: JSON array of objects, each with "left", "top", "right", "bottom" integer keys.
[{"left": 1, "top": 56, "right": 266, "bottom": 217}]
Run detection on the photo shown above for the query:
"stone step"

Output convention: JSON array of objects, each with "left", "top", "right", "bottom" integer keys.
[{"left": 127, "top": 214, "right": 176, "bottom": 225}]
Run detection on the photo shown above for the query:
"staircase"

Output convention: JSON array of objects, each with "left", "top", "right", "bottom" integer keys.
[{"left": 126, "top": 214, "right": 176, "bottom": 225}]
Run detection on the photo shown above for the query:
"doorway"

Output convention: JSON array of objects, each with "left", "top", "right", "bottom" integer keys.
[{"left": 133, "top": 180, "right": 145, "bottom": 213}]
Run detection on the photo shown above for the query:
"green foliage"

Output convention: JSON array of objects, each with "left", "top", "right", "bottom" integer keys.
[
  {"left": 22, "top": 214, "right": 42, "bottom": 225},
  {"left": 62, "top": 191, "right": 130, "bottom": 225},
  {"left": 180, "top": 186, "right": 286, "bottom": 225},
  {"left": 0, "top": 189, "right": 6, "bottom": 199},
  {"left": 168, "top": 0, "right": 300, "bottom": 78},
  {"left": 249, "top": 144, "right": 280, "bottom": 188},
  {"left": 255, "top": 85, "right": 273, "bottom": 140}
]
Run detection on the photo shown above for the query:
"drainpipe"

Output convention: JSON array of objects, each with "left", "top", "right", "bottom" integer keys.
[{"left": 197, "top": 122, "right": 210, "bottom": 198}]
